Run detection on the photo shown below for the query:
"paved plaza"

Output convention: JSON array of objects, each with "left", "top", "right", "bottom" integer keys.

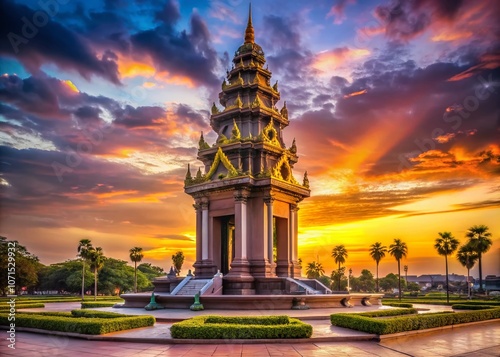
[
  {"left": 1, "top": 303, "right": 499, "bottom": 356},
  {"left": 2, "top": 324, "right": 499, "bottom": 357}
]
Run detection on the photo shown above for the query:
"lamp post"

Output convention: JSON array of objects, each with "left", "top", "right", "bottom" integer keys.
[
  {"left": 348, "top": 268, "right": 352, "bottom": 292},
  {"left": 404, "top": 265, "right": 408, "bottom": 290}
]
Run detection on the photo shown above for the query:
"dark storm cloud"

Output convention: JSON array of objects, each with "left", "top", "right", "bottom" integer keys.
[
  {"left": 113, "top": 105, "right": 166, "bottom": 128},
  {"left": 155, "top": 0, "right": 181, "bottom": 25},
  {"left": 374, "top": 0, "right": 465, "bottom": 41},
  {"left": 0, "top": 74, "right": 206, "bottom": 158},
  {"left": 131, "top": 11, "right": 219, "bottom": 87},
  {"left": 0, "top": 145, "right": 188, "bottom": 231},
  {"left": 0, "top": 1, "right": 121, "bottom": 84}
]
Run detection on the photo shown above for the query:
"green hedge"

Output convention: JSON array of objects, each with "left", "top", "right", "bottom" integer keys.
[
  {"left": 382, "top": 303, "right": 413, "bottom": 308},
  {"left": 357, "top": 308, "right": 418, "bottom": 317},
  {"left": 171, "top": 315, "right": 312, "bottom": 339},
  {"left": 383, "top": 299, "right": 500, "bottom": 306},
  {"left": 330, "top": 307, "right": 500, "bottom": 335},
  {"left": 81, "top": 302, "right": 119, "bottom": 309},
  {"left": 452, "top": 304, "right": 496, "bottom": 310},
  {"left": 71, "top": 309, "right": 131, "bottom": 318},
  {"left": 0, "top": 303, "right": 45, "bottom": 310},
  {"left": 0, "top": 311, "right": 155, "bottom": 335}
]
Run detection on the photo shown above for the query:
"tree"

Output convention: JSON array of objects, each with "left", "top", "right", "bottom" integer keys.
[
  {"left": 331, "top": 245, "right": 348, "bottom": 291},
  {"left": 0, "top": 236, "right": 42, "bottom": 295},
  {"left": 129, "top": 247, "right": 144, "bottom": 293},
  {"left": 379, "top": 273, "right": 400, "bottom": 292},
  {"left": 434, "top": 232, "right": 460, "bottom": 303},
  {"left": 138, "top": 263, "right": 164, "bottom": 281},
  {"left": 39, "top": 260, "right": 93, "bottom": 294},
  {"left": 330, "top": 267, "right": 347, "bottom": 291},
  {"left": 351, "top": 269, "right": 376, "bottom": 292},
  {"left": 456, "top": 244, "right": 479, "bottom": 299},
  {"left": 98, "top": 258, "right": 151, "bottom": 295},
  {"left": 88, "top": 247, "right": 104, "bottom": 301},
  {"left": 465, "top": 225, "right": 493, "bottom": 293},
  {"left": 306, "top": 261, "right": 325, "bottom": 279},
  {"left": 369, "top": 242, "right": 387, "bottom": 292},
  {"left": 403, "top": 265, "right": 408, "bottom": 286},
  {"left": 77, "top": 239, "right": 93, "bottom": 300},
  {"left": 172, "top": 251, "right": 185, "bottom": 276},
  {"left": 389, "top": 238, "right": 408, "bottom": 300}
]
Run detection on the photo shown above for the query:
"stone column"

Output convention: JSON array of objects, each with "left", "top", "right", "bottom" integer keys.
[
  {"left": 264, "top": 195, "right": 274, "bottom": 266},
  {"left": 291, "top": 204, "right": 301, "bottom": 277},
  {"left": 224, "top": 189, "right": 254, "bottom": 294},
  {"left": 201, "top": 200, "right": 209, "bottom": 260},
  {"left": 193, "top": 197, "right": 217, "bottom": 278}
]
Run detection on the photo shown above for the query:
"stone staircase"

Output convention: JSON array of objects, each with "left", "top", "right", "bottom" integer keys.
[{"left": 175, "top": 279, "right": 211, "bottom": 296}]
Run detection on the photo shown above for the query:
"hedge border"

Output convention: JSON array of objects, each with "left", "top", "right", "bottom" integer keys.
[
  {"left": 171, "top": 315, "right": 312, "bottom": 339},
  {"left": 81, "top": 302, "right": 119, "bottom": 309},
  {"left": 382, "top": 303, "right": 413, "bottom": 308},
  {"left": 330, "top": 307, "right": 500, "bottom": 335},
  {"left": 451, "top": 304, "right": 496, "bottom": 310},
  {"left": 0, "top": 310, "right": 154, "bottom": 335},
  {"left": 0, "top": 303, "right": 45, "bottom": 310}
]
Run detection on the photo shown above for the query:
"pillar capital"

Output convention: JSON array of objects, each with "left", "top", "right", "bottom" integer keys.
[
  {"left": 290, "top": 204, "right": 299, "bottom": 212},
  {"left": 234, "top": 188, "right": 250, "bottom": 203},
  {"left": 264, "top": 194, "right": 275, "bottom": 205}
]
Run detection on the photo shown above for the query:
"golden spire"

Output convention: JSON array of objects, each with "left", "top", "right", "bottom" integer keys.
[{"left": 244, "top": 3, "right": 254, "bottom": 44}]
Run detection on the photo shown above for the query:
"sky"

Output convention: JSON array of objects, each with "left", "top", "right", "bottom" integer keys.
[{"left": 0, "top": 0, "right": 499, "bottom": 279}]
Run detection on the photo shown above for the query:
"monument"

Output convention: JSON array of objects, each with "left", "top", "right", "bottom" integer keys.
[
  {"left": 183, "top": 4, "right": 309, "bottom": 295},
  {"left": 120, "top": 5, "right": 382, "bottom": 309}
]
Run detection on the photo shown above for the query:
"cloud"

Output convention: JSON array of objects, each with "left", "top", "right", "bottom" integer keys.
[
  {"left": 0, "top": 1, "right": 121, "bottom": 84},
  {"left": 327, "top": 0, "right": 355, "bottom": 25}
]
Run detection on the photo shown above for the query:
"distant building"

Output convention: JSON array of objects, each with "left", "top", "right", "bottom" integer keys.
[
  {"left": 406, "top": 274, "right": 473, "bottom": 290},
  {"left": 485, "top": 275, "right": 500, "bottom": 291}
]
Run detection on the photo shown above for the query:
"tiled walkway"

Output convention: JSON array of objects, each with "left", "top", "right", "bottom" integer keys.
[
  {"left": 3, "top": 302, "right": 499, "bottom": 356},
  {"left": 1, "top": 323, "right": 499, "bottom": 357}
]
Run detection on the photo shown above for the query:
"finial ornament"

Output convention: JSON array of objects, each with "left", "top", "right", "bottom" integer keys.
[
  {"left": 303, "top": 171, "right": 310, "bottom": 188},
  {"left": 231, "top": 119, "right": 241, "bottom": 140},
  {"left": 244, "top": 3, "right": 255, "bottom": 44},
  {"left": 211, "top": 102, "right": 220, "bottom": 114},
  {"left": 280, "top": 101, "right": 288, "bottom": 119},
  {"left": 290, "top": 138, "right": 297, "bottom": 154},
  {"left": 185, "top": 163, "right": 192, "bottom": 181},
  {"left": 199, "top": 131, "right": 210, "bottom": 150}
]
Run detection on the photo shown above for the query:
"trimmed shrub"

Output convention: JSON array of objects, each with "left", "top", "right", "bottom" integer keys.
[
  {"left": 0, "top": 303, "right": 45, "bottom": 310},
  {"left": 171, "top": 315, "right": 312, "bottom": 339},
  {"left": 81, "top": 302, "right": 119, "bottom": 309},
  {"left": 452, "top": 304, "right": 496, "bottom": 310},
  {"left": 204, "top": 315, "right": 290, "bottom": 325},
  {"left": 330, "top": 307, "right": 500, "bottom": 335},
  {"left": 0, "top": 311, "right": 155, "bottom": 335},
  {"left": 71, "top": 309, "right": 131, "bottom": 318},
  {"left": 382, "top": 303, "right": 413, "bottom": 308},
  {"left": 356, "top": 308, "right": 418, "bottom": 317}
]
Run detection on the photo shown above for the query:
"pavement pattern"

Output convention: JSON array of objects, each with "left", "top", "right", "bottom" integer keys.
[{"left": 1, "top": 302, "right": 499, "bottom": 356}]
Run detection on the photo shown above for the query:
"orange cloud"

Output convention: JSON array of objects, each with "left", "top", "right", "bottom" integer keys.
[
  {"left": 431, "top": 31, "right": 472, "bottom": 42},
  {"left": 313, "top": 47, "right": 370, "bottom": 72},
  {"left": 62, "top": 80, "right": 79, "bottom": 93},
  {"left": 448, "top": 53, "right": 500, "bottom": 81},
  {"left": 343, "top": 89, "right": 367, "bottom": 98}
]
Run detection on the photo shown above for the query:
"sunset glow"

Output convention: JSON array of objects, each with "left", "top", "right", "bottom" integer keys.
[{"left": 0, "top": 0, "right": 498, "bottom": 279}]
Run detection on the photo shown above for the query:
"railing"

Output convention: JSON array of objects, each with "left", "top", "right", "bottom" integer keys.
[
  {"left": 200, "top": 271, "right": 224, "bottom": 296},
  {"left": 299, "top": 278, "right": 333, "bottom": 294},
  {"left": 285, "top": 277, "right": 318, "bottom": 295},
  {"left": 170, "top": 276, "right": 192, "bottom": 295}
]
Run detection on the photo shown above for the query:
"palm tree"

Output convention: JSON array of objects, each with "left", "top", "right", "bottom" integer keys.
[
  {"left": 389, "top": 238, "right": 408, "bottom": 300},
  {"left": 404, "top": 265, "right": 408, "bottom": 286},
  {"left": 331, "top": 245, "right": 348, "bottom": 291},
  {"left": 369, "top": 242, "right": 387, "bottom": 292},
  {"left": 306, "top": 261, "right": 325, "bottom": 279},
  {"left": 456, "top": 244, "right": 479, "bottom": 299},
  {"left": 77, "top": 239, "right": 93, "bottom": 300},
  {"left": 465, "top": 225, "right": 493, "bottom": 293},
  {"left": 129, "top": 247, "right": 144, "bottom": 293},
  {"left": 88, "top": 247, "right": 104, "bottom": 301},
  {"left": 434, "top": 232, "right": 460, "bottom": 303}
]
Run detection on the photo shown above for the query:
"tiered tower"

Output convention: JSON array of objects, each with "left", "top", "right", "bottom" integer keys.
[{"left": 184, "top": 5, "right": 310, "bottom": 294}]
